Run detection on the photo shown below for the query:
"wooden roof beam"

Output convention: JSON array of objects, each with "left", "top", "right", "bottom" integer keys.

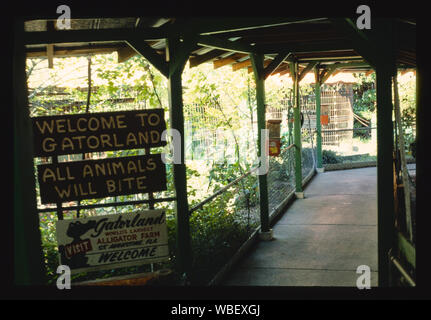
[
  {"left": 23, "top": 27, "right": 167, "bottom": 45},
  {"left": 213, "top": 53, "right": 247, "bottom": 69},
  {"left": 126, "top": 39, "right": 168, "bottom": 78},
  {"left": 194, "top": 17, "right": 328, "bottom": 36},
  {"left": 263, "top": 52, "right": 291, "bottom": 79},
  {"left": 189, "top": 49, "right": 226, "bottom": 67},
  {"left": 26, "top": 46, "right": 121, "bottom": 58},
  {"left": 232, "top": 59, "right": 252, "bottom": 71},
  {"left": 298, "top": 62, "right": 318, "bottom": 82},
  {"left": 197, "top": 35, "right": 255, "bottom": 55},
  {"left": 237, "top": 58, "right": 271, "bottom": 72}
]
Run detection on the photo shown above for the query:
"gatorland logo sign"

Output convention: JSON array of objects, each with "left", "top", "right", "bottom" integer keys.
[{"left": 56, "top": 210, "right": 169, "bottom": 273}]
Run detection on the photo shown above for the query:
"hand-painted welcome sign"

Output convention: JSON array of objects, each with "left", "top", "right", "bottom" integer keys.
[
  {"left": 32, "top": 109, "right": 166, "bottom": 156},
  {"left": 32, "top": 109, "right": 168, "bottom": 204},
  {"left": 56, "top": 210, "right": 169, "bottom": 273}
]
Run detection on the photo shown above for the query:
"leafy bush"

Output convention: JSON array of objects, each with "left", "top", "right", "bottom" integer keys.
[{"left": 322, "top": 150, "right": 342, "bottom": 164}]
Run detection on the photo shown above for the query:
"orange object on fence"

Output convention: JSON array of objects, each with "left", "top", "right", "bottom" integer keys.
[
  {"left": 320, "top": 114, "right": 329, "bottom": 125},
  {"left": 269, "top": 139, "right": 281, "bottom": 157}
]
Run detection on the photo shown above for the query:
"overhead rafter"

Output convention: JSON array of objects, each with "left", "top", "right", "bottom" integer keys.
[
  {"left": 328, "top": 18, "right": 381, "bottom": 69},
  {"left": 298, "top": 61, "right": 318, "bottom": 82},
  {"left": 197, "top": 35, "right": 255, "bottom": 54},
  {"left": 23, "top": 27, "right": 167, "bottom": 45},
  {"left": 167, "top": 34, "right": 198, "bottom": 76},
  {"left": 26, "top": 45, "right": 122, "bottom": 58},
  {"left": 256, "top": 39, "right": 354, "bottom": 54},
  {"left": 213, "top": 53, "right": 247, "bottom": 69},
  {"left": 263, "top": 52, "right": 291, "bottom": 79},
  {"left": 126, "top": 39, "right": 168, "bottom": 78},
  {"left": 117, "top": 44, "right": 137, "bottom": 63},
  {"left": 272, "top": 63, "right": 290, "bottom": 76},
  {"left": 172, "top": 17, "right": 328, "bottom": 36},
  {"left": 189, "top": 49, "right": 226, "bottom": 67}
]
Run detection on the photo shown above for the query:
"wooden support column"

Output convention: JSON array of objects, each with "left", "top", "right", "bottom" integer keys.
[
  {"left": 166, "top": 35, "right": 193, "bottom": 282},
  {"left": 314, "top": 65, "right": 323, "bottom": 171},
  {"left": 250, "top": 53, "right": 270, "bottom": 236},
  {"left": 290, "top": 61, "right": 303, "bottom": 195},
  {"left": 374, "top": 20, "right": 397, "bottom": 287},
  {"left": 13, "top": 19, "right": 46, "bottom": 285},
  {"left": 376, "top": 64, "right": 396, "bottom": 287}
]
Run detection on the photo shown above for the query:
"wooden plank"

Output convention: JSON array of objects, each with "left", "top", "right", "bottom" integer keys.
[
  {"left": 189, "top": 49, "right": 225, "bottom": 67},
  {"left": 298, "top": 62, "right": 318, "bottom": 82},
  {"left": 117, "top": 44, "right": 137, "bottom": 63},
  {"left": 263, "top": 52, "right": 290, "bottom": 79},
  {"left": 46, "top": 44, "right": 54, "bottom": 68},
  {"left": 23, "top": 27, "right": 167, "bottom": 45},
  {"left": 197, "top": 35, "right": 255, "bottom": 54},
  {"left": 26, "top": 46, "right": 121, "bottom": 58},
  {"left": 240, "top": 59, "right": 271, "bottom": 72},
  {"left": 127, "top": 39, "right": 168, "bottom": 78},
  {"left": 213, "top": 53, "right": 246, "bottom": 69},
  {"left": 190, "top": 18, "right": 328, "bottom": 36},
  {"left": 279, "top": 67, "right": 290, "bottom": 76},
  {"left": 272, "top": 64, "right": 289, "bottom": 75},
  {"left": 232, "top": 58, "right": 252, "bottom": 71}
]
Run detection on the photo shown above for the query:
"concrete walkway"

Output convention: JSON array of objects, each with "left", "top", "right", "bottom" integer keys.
[{"left": 223, "top": 167, "right": 378, "bottom": 286}]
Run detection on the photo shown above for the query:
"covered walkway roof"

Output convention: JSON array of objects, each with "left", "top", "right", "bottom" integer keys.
[
  {"left": 14, "top": 14, "right": 419, "bottom": 288},
  {"left": 23, "top": 17, "right": 416, "bottom": 76}
]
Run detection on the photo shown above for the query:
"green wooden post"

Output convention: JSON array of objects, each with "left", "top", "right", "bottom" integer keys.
[
  {"left": 291, "top": 61, "right": 303, "bottom": 195},
  {"left": 13, "top": 19, "right": 46, "bottom": 285},
  {"left": 373, "top": 19, "right": 397, "bottom": 287},
  {"left": 376, "top": 64, "right": 396, "bottom": 287},
  {"left": 250, "top": 53, "right": 270, "bottom": 236},
  {"left": 314, "top": 66, "right": 323, "bottom": 171},
  {"left": 166, "top": 35, "right": 192, "bottom": 281}
]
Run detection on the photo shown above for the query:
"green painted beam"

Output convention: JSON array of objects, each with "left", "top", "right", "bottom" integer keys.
[
  {"left": 250, "top": 53, "right": 270, "bottom": 233},
  {"left": 14, "top": 19, "right": 46, "bottom": 285},
  {"left": 314, "top": 66, "right": 323, "bottom": 169},
  {"left": 126, "top": 39, "right": 169, "bottom": 78},
  {"left": 290, "top": 61, "right": 303, "bottom": 193},
  {"left": 263, "top": 52, "right": 290, "bottom": 79},
  {"left": 320, "top": 64, "right": 339, "bottom": 84},
  {"left": 298, "top": 62, "right": 318, "bottom": 82}
]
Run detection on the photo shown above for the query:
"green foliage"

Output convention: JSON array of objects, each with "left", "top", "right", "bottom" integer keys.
[
  {"left": 322, "top": 149, "right": 342, "bottom": 164},
  {"left": 398, "top": 74, "right": 416, "bottom": 150}
]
